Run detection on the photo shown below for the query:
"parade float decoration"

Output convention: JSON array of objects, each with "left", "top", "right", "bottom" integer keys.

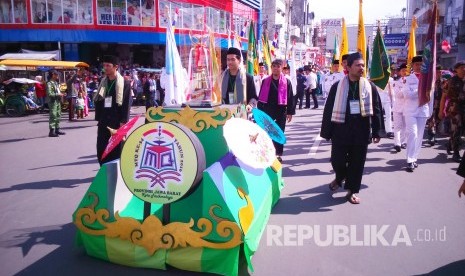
[
  {"left": 73, "top": 16, "right": 284, "bottom": 276},
  {"left": 186, "top": 32, "right": 212, "bottom": 104}
]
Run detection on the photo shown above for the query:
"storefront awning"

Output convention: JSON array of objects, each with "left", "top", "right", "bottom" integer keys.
[
  {"left": 0, "top": 53, "right": 57, "bottom": 60},
  {"left": 0, "top": 59, "right": 89, "bottom": 68}
]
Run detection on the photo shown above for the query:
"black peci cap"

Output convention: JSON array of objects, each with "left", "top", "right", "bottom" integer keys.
[
  {"left": 453, "top": 61, "right": 465, "bottom": 69},
  {"left": 102, "top": 55, "right": 119, "bottom": 65},
  {"left": 226, "top": 47, "right": 241, "bottom": 58},
  {"left": 412, "top": 56, "right": 423, "bottom": 63}
]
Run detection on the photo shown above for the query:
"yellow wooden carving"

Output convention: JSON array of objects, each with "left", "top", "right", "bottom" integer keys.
[
  {"left": 145, "top": 106, "right": 232, "bottom": 133},
  {"left": 74, "top": 195, "right": 243, "bottom": 255}
]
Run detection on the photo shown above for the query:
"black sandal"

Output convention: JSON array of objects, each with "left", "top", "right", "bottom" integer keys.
[
  {"left": 345, "top": 192, "right": 361, "bottom": 204},
  {"left": 329, "top": 179, "right": 341, "bottom": 191}
]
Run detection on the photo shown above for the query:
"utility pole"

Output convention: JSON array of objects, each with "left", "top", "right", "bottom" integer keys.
[
  {"left": 285, "top": 0, "right": 293, "bottom": 57},
  {"left": 457, "top": 0, "right": 465, "bottom": 61}
]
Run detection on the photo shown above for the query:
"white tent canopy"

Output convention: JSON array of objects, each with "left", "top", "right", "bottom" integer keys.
[{"left": 0, "top": 53, "right": 57, "bottom": 60}]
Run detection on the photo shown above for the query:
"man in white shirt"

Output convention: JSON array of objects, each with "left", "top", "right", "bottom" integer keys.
[
  {"left": 254, "top": 62, "right": 268, "bottom": 96},
  {"left": 305, "top": 65, "right": 318, "bottom": 109},
  {"left": 403, "top": 56, "right": 433, "bottom": 172},
  {"left": 392, "top": 63, "right": 408, "bottom": 152},
  {"left": 323, "top": 60, "right": 344, "bottom": 99},
  {"left": 376, "top": 78, "right": 394, "bottom": 138}
]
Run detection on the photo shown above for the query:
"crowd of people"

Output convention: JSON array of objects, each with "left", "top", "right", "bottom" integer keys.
[{"left": 3, "top": 49, "right": 465, "bottom": 202}]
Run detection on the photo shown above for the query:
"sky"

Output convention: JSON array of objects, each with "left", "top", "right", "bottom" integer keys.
[{"left": 311, "top": 0, "right": 408, "bottom": 25}]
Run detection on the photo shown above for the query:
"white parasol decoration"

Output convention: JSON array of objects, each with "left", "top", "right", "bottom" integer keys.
[{"left": 223, "top": 118, "right": 276, "bottom": 169}]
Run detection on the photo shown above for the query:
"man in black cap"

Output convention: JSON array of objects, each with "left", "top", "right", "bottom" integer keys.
[
  {"left": 258, "top": 59, "right": 295, "bottom": 161},
  {"left": 403, "top": 55, "right": 432, "bottom": 171},
  {"left": 321, "top": 52, "right": 384, "bottom": 204},
  {"left": 220, "top": 47, "right": 257, "bottom": 104},
  {"left": 93, "top": 55, "right": 132, "bottom": 165},
  {"left": 439, "top": 61, "right": 465, "bottom": 162},
  {"left": 47, "top": 70, "right": 65, "bottom": 137}
]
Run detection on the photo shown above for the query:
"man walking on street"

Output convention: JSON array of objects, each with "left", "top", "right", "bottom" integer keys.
[
  {"left": 305, "top": 66, "right": 318, "bottom": 109},
  {"left": 94, "top": 55, "right": 131, "bottom": 166},
  {"left": 320, "top": 52, "right": 384, "bottom": 204},
  {"left": 376, "top": 77, "right": 394, "bottom": 138},
  {"left": 403, "top": 56, "right": 434, "bottom": 171},
  {"left": 258, "top": 59, "right": 295, "bottom": 162},
  {"left": 295, "top": 68, "right": 306, "bottom": 110},
  {"left": 439, "top": 61, "right": 465, "bottom": 162}
]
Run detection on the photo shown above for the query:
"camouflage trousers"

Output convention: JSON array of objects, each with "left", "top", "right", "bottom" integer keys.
[{"left": 448, "top": 112, "right": 463, "bottom": 152}]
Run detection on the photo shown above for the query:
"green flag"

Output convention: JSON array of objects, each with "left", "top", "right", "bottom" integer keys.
[
  {"left": 247, "top": 21, "right": 257, "bottom": 75},
  {"left": 370, "top": 26, "right": 390, "bottom": 89},
  {"left": 332, "top": 34, "right": 339, "bottom": 63}
]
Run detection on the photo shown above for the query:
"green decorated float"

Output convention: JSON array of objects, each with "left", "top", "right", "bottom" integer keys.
[{"left": 73, "top": 106, "right": 284, "bottom": 275}]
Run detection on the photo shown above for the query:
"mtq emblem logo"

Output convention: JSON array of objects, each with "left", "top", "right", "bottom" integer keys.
[
  {"left": 121, "top": 122, "right": 205, "bottom": 205},
  {"left": 136, "top": 124, "right": 182, "bottom": 190}
]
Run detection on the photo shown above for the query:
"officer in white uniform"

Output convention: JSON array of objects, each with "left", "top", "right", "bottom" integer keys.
[
  {"left": 403, "top": 56, "right": 434, "bottom": 172},
  {"left": 376, "top": 78, "right": 394, "bottom": 138},
  {"left": 392, "top": 63, "right": 408, "bottom": 152}
]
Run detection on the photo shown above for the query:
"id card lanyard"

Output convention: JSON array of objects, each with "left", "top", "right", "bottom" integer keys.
[
  {"left": 105, "top": 79, "right": 116, "bottom": 108},
  {"left": 349, "top": 81, "right": 361, "bottom": 115}
]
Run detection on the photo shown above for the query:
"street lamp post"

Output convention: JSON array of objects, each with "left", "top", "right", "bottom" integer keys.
[{"left": 457, "top": 0, "right": 465, "bottom": 61}]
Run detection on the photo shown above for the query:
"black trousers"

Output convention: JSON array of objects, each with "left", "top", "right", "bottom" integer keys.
[
  {"left": 295, "top": 89, "right": 304, "bottom": 109},
  {"left": 97, "top": 125, "right": 122, "bottom": 166},
  {"left": 258, "top": 103, "right": 287, "bottom": 156},
  {"left": 305, "top": 89, "right": 311, "bottom": 108},
  {"left": 68, "top": 97, "right": 75, "bottom": 120},
  {"left": 331, "top": 143, "right": 368, "bottom": 193},
  {"left": 273, "top": 112, "right": 287, "bottom": 156},
  {"left": 311, "top": 88, "right": 318, "bottom": 108}
]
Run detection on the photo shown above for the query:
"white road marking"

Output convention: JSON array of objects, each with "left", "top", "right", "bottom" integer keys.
[{"left": 308, "top": 134, "right": 323, "bottom": 156}]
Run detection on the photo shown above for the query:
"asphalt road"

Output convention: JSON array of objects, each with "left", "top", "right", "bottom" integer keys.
[{"left": 0, "top": 103, "right": 464, "bottom": 276}]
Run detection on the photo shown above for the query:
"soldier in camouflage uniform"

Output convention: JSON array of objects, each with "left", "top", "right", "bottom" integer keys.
[
  {"left": 47, "top": 70, "right": 65, "bottom": 137},
  {"left": 426, "top": 65, "right": 445, "bottom": 146},
  {"left": 440, "top": 61, "right": 465, "bottom": 162}
]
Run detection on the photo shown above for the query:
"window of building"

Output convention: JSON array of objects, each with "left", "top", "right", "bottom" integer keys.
[
  {"left": 207, "top": 7, "right": 219, "bottom": 33},
  {"left": 235, "top": 15, "right": 246, "bottom": 36},
  {"left": 158, "top": 0, "right": 181, "bottom": 28},
  {"left": 97, "top": 0, "right": 141, "bottom": 26},
  {"left": 181, "top": 3, "right": 193, "bottom": 29},
  {"left": 139, "top": 0, "right": 155, "bottom": 26},
  {"left": 219, "top": 10, "right": 230, "bottom": 34},
  {"left": 1, "top": 0, "right": 27, "bottom": 23},
  {"left": 30, "top": 0, "right": 92, "bottom": 24},
  {"left": 192, "top": 5, "right": 204, "bottom": 30},
  {"left": 126, "top": 0, "right": 155, "bottom": 26}
]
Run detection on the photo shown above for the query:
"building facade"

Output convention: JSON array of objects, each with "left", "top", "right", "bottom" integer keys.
[
  {"left": 0, "top": 0, "right": 260, "bottom": 67},
  {"left": 407, "top": 0, "right": 465, "bottom": 68}
]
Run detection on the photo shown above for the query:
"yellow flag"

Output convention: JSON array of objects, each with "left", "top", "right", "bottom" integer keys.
[
  {"left": 357, "top": 0, "right": 366, "bottom": 76},
  {"left": 339, "top": 17, "right": 349, "bottom": 68},
  {"left": 209, "top": 30, "right": 221, "bottom": 103},
  {"left": 406, "top": 17, "right": 417, "bottom": 76}
]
